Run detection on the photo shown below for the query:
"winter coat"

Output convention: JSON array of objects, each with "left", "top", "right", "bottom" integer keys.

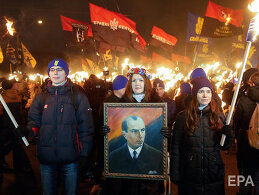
[
  {"left": 0, "top": 89, "right": 24, "bottom": 145},
  {"left": 175, "top": 94, "right": 192, "bottom": 116},
  {"left": 27, "top": 80, "right": 94, "bottom": 164},
  {"left": 170, "top": 106, "right": 233, "bottom": 195},
  {"left": 103, "top": 93, "right": 164, "bottom": 195},
  {"left": 234, "top": 85, "right": 259, "bottom": 169},
  {"left": 161, "top": 93, "right": 176, "bottom": 128}
]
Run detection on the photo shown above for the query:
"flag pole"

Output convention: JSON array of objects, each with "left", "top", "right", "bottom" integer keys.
[
  {"left": 220, "top": 16, "right": 258, "bottom": 146},
  {"left": 0, "top": 94, "right": 29, "bottom": 146}
]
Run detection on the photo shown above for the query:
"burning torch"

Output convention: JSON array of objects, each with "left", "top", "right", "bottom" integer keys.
[
  {"left": 0, "top": 93, "right": 29, "bottom": 146},
  {"left": 220, "top": 0, "right": 259, "bottom": 146}
]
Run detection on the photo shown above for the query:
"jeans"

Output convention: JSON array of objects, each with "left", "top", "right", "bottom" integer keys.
[{"left": 40, "top": 162, "right": 78, "bottom": 195}]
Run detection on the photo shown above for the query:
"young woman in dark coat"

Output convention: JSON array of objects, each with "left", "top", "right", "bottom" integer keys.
[
  {"left": 170, "top": 77, "right": 233, "bottom": 195},
  {"left": 103, "top": 68, "right": 164, "bottom": 195}
]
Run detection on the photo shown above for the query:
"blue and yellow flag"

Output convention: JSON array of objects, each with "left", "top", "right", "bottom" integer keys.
[{"left": 186, "top": 13, "right": 212, "bottom": 44}]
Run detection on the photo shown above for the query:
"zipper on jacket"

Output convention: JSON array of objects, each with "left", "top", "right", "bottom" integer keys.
[
  {"left": 200, "top": 110, "right": 205, "bottom": 193},
  {"left": 55, "top": 89, "right": 58, "bottom": 96}
]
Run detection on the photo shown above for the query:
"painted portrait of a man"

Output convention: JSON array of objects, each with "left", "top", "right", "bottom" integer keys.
[{"left": 109, "top": 115, "right": 163, "bottom": 175}]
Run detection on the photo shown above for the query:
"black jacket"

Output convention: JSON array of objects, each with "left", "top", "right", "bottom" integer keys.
[
  {"left": 109, "top": 143, "right": 163, "bottom": 175},
  {"left": 27, "top": 80, "right": 94, "bottom": 164},
  {"left": 170, "top": 106, "right": 233, "bottom": 195},
  {"left": 234, "top": 86, "right": 259, "bottom": 169}
]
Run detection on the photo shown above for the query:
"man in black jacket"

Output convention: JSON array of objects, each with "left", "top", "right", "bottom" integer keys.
[
  {"left": 27, "top": 59, "right": 94, "bottom": 195},
  {"left": 234, "top": 71, "right": 259, "bottom": 195},
  {"left": 109, "top": 116, "right": 162, "bottom": 175}
]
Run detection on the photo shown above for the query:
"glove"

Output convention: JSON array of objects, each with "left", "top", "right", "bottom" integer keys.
[
  {"left": 99, "top": 125, "right": 110, "bottom": 136},
  {"left": 14, "top": 126, "right": 30, "bottom": 138},
  {"left": 222, "top": 125, "right": 232, "bottom": 136},
  {"left": 161, "top": 127, "right": 172, "bottom": 138}
]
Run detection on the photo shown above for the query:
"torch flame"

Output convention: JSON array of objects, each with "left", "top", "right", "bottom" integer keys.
[
  {"left": 5, "top": 17, "right": 16, "bottom": 36},
  {"left": 248, "top": 0, "right": 259, "bottom": 12},
  {"left": 248, "top": 0, "right": 259, "bottom": 41}
]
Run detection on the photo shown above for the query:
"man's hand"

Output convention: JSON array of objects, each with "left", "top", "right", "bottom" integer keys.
[
  {"left": 99, "top": 125, "right": 110, "bottom": 136},
  {"left": 14, "top": 126, "right": 35, "bottom": 138},
  {"left": 160, "top": 127, "right": 172, "bottom": 138}
]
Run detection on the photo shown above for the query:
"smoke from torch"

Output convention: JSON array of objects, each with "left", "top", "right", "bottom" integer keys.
[{"left": 4, "top": 16, "right": 16, "bottom": 36}]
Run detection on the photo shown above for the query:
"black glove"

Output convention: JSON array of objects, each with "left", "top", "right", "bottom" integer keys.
[
  {"left": 161, "top": 127, "right": 172, "bottom": 138},
  {"left": 14, "top": 126, "right": 35, "bottom": 138},
  {"left": 222, "top": 125, "right": 232, "bottom": 136},
  {"left": 99, "top": 125, "right": 110, "bottom": 136},
  {"left": 14, "top": 126, "right": 28, "bottom": 138}
]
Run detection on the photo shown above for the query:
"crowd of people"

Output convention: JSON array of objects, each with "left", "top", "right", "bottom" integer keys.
[{"left": 0, "top": 58, "right": 258, "bottom": 195}]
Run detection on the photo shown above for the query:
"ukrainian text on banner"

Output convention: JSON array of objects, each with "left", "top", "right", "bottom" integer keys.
[
  {"left": 200, "top": 0, "right": 243, "bottom": 37},
  {"left": 89, "top": 3, "right": 146, "bottom": 52},
  {"left": 186, "top": 13, "right": 211, "bottom": 44},
  {"left": 149, "top": 26, "right": 177, "bottom": 52}
]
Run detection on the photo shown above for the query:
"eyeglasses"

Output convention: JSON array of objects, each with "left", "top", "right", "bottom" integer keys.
[{"left": 49, "top": 68, "right": 64, "bottom": 72}]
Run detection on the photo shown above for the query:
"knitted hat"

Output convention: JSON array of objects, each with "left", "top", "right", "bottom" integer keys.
[
  {"left": 113, "top": 75, "right": 128, "bottom": 90},
  {"left": 191, "top": 77, "right": 213, "bottom": 96},
  {"left": 47, "top": 59, "right": 69, "bottom": 76},
  {"left": 1, "top": 79, "right": 16, "bottom": 90},
  {"left": 190, "top": 68, "right": 207, "bottom": 83},
  {"left": 180, "top": 82, "right": 191, "bottom": 95},
  {"left": 153, "top": 78, "right": 165, "bottom": 89}
]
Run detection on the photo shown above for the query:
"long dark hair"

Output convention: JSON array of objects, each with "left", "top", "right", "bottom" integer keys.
[
  {"left": 185, "top": 96, "right": 223, "bottom": 135},
  {"left": 124, "top": 74, "right": 152, "bottom": 102}
]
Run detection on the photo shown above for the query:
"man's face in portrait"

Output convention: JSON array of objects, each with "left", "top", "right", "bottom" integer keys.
[{"left": 123, "top": 117, "right": 146, "bottom": 150}]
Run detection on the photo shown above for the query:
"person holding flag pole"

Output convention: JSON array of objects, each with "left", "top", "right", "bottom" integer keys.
[
  {"left": 220, "top": 0, "right": 259, "bottom": 147},
  {"left": 0, "top": 92, "right": 29, "bottom": 146}
]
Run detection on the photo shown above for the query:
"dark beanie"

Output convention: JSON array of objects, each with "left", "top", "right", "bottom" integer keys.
[
  {"left": 153, "top": 78, "right": 165, "bottom": 89},
  {"left": 191, "top": 77, "right": 213, "bottom": 96},
  {"left": 180, "top": 82, "right": 191, "bottom": 95},
  {"left": 2, "top": 79, "right": 15, "bottom": 90},
  {"left": 190, "top": 68, "right": 207, "bottom": 83},
  {"left": 242, "top": 68, "right": 258, "bottom": 83},
  {"left": 113, "top": 75, "right": 128, "bottom": 90},
  {"left": 47, "top": 59, "right": 69, "bottom": 76}
]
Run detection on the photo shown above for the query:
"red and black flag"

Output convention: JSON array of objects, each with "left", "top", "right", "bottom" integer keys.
[
  {"left": 60, "top": 15, "right": 92, "bottom": 47},
  {"left": 149, "top": 26, "right": 177, "bottom": 52},
  {"left": 89, "top": 3, "right": 146, "bottom": 52},
  {"left": 200, "top": 0, "right": 244, "bottom": 37}
]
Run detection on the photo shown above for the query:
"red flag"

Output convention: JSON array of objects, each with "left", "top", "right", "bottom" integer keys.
[
  {"left": 201, "top": 1, "right": 243, "bottom": 37},
  {"left": 89, "top": 3, "right": 146, "bottom": 52},
  {"left": 205, "top": 1, "right": 243, "bottom": 27},
  {"left": 149, "top": 26, "right": 177, "bottom": 52},
  {"left": 60, "top": 15, "right": 92, "bottom": 37},
  {"left": 60, "top": 15, "right": 93, "bottom": 48}
]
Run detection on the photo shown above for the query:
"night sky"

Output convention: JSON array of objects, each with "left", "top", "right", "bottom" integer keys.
[{"left": 0, "top": 0, "right": 252, "bottom": 73}]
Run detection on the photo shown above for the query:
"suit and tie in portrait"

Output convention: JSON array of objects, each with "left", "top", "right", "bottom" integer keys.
[{"left": 109, "top": 116, "right": 163, "bottom": 175}]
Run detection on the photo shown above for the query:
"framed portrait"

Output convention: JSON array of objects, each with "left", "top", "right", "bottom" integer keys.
[{"left": 103, "top": 103, "right": 168, "bottom": 180}]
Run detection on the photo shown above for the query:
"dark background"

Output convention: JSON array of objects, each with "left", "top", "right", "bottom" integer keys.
[{"left": 0, "top": 0, "right": 252, "bottom": 74}]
